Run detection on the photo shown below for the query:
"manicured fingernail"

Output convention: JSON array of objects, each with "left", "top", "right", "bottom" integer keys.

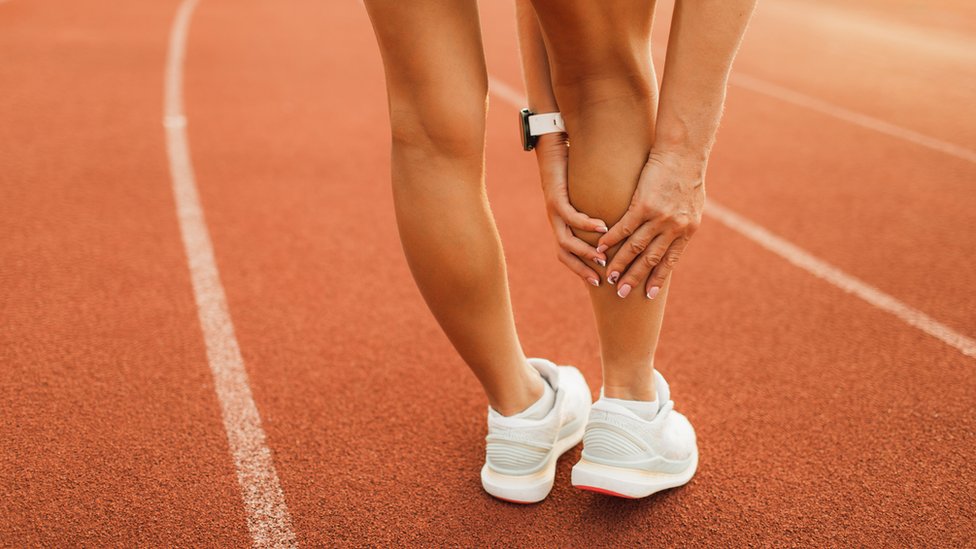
[
  {"left": 607, "top": 271, "right": 619, "bottom": 284},
  {"left": 617, "top": 284, "right": 632, "bottom": 298},
  {"left": 596, "top": 225, "right": 609, "bottom": 233},
  {"left": 594, "top": 257, "right": 606, "bottom": 267},
  {"left": 587, "top": 278, "right": 600, "bottom": 287},
  {"left": 647, "top": 286, "right": 660, "bottom": 300},
  {"left": 596, "top": 244, "right": 608, "bottom": 254}
]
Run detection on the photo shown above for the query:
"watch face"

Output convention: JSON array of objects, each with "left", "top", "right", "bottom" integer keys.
[{"left": 519, "top": 108, "right": 534, "bottom": 151}]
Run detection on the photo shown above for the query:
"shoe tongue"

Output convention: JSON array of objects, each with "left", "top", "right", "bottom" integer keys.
[{"left": 653, "top": 369, "right": 670, "bottom": 404}]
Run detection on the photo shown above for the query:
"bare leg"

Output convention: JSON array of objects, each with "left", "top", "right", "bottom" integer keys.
[
  {"left": 363, "top": 1, "right": 543, "bottom": 414},
  {"left": 531, "top": 0, "right": 667, "bottom": 401}
]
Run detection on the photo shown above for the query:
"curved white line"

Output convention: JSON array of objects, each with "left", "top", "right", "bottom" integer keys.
[
  {"left": 488, "top": 76, "right": 976, "bottom": 359},
  {"left": 164, "top": 1, "right": 299, "bottom": 546}
]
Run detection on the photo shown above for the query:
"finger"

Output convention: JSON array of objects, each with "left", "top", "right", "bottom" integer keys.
[
  {"left": 552, "top": 198, "right": 608, "bottom": 234},
  {"left": 596, "top": 207, "right": 645, "bottom": 253},
  {"left": 614, "top": 233, "right": 674, "bottom": 299},
  {"left": 557, "top": 248, "right": 601, "bottom": 288},
  {"left": 537, "top": 147, "right": 607, "bottom": 234},
  {"left": 603, "top": 224, "right": 658, "bottom": 286},
  {"left": 645, "top": 237, "right": 690, "bottom": 299},
  {"left": 551, "top": 216, "right": 606, "bottom": 267}
]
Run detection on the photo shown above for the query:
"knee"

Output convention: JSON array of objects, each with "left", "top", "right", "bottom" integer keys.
[{"left": 386, "top": 76, "right": 488, "bottom": 159}]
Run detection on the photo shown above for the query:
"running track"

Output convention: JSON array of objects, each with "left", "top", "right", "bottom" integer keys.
[{"left": 1, "top": 0, "right": 974, "bottom": 546}]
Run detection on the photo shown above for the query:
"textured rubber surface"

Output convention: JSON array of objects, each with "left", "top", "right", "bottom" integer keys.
[{"left": 1, "top": 0, "right": 974, "bottom": 546}]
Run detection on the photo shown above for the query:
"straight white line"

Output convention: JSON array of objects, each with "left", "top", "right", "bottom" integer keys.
[
  {"left": 649, "top": 41, "right": 973, "bottom": 164},
  {"left": 705, "top": 202, "right": 976, "bottom": 358},
  {"left": 729, "top": 73, "right": 976, "bottom": 164},
  {"left": 164, "top": 1, "right": 299, "bottom": 547},
  {"left": 488, "top": 76, "right": 976, "bottom": 359}
]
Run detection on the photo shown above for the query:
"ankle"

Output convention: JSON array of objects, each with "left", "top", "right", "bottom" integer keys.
[
  {"left": 488, "top": 362, "right": 546, "bottom": 416},
  {"left": 602, "top": 379, "right": 656, "bottom": 401}
]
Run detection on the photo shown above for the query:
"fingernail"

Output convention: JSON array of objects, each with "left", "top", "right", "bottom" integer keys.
[
  {"left": 617, "top": 284, "right": 632, "bottom": 298},
  {"left": 596, "top": 226, "right": 609, "bottom": 233},
  {"left": 587, "top": 278, "right": 600, "bottom": 287},
  {"left": 607, "top": 271, "right": 619, "bottom": 284},
  {"left": 596, "top": 244, "right": 608, "bottom": 254},
  {"left": 647, "top": 286, "right": 660, "bottom": 300},
  {"left": 594, "top": 257, "right": 606, "bottom": 267}
]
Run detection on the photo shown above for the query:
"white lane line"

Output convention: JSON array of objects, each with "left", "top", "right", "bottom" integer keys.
[
  {"left": 164, "top": 1, "right": 299, "bottom": 547},
  {"left": 705, "top": 202, "right": 976, "bottom": 358},
  {"left": 729, "top": 73, "right": 976, "bottom": 164},
  {"left": 488, "top": 76, "right": 976, "bottom": 359}
]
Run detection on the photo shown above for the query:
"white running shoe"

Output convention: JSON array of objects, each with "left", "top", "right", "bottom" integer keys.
[
  {"left": 481, "top": 358, "right": 592, "bottom": 504},
  {"left": 571, "top": 369, "right": 698, "bottom": 498}
]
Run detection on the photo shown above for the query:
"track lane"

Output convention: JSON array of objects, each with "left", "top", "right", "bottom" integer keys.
[
  {"left": 0, "top": 0, "right": 251, "bottom": 545},
  {"left": 705, "top": 90, "right": 976, "bottom": 335},
  {"left": 719, "top": 0, "right": 976, "bottom": 147},
  {"left": 181, "top": 0, "right": 975, "bottom": 546}
]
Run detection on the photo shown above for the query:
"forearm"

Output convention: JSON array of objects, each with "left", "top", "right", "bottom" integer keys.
[
  {"left": 655, "top": 0, "right": 757, "bottom": 162},
  {"left": 515, "top": 0, "right": 559, "bottom": 113}
]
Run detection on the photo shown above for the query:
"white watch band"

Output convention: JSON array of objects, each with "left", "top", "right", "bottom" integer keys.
[{"left": 528, "top": 112, "right": 565, "bottom": 136}]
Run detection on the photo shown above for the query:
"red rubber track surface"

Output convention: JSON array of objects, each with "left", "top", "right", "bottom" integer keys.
[{"left": 1, "top": 0, "right": 974, "bottom": 546}]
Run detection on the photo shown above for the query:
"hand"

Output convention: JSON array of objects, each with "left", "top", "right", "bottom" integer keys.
[
  {"left": 597, "top": 150, "right": 705, "bottom": 299},
  {"left": 535, "top": 133, "right": 609, "bottom": 287}
]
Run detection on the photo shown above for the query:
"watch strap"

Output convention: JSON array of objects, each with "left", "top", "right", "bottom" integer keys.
[{"left": 527, "top": 112, "right": 565, "bottom": 136}]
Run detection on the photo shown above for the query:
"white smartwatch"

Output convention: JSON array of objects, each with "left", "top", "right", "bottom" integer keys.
[{"left": 519, "top": 108, "right": 566, "bottom": 151}]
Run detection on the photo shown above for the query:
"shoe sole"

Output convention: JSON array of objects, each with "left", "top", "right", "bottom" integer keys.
[
  {"left": 480, "top": 418, "right": 587, "bottom": 504},
  {"left": 571, "top": 449, "right": 699, "bottom": 499}
]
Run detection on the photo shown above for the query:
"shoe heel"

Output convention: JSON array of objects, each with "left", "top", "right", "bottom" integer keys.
[
  {"left": 571, "top": 453, "right": 698, "bottom": 499},
  {"left": 571, "top": 458, "right": 642, "bottom": 498}
]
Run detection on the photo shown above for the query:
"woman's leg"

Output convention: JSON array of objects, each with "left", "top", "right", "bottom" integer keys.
[
  {"left": 531, "top": 0, "right": 667, "bottom": 401},
  {"left": 363, "top": 1, "right": 543, "bottom": 414}
]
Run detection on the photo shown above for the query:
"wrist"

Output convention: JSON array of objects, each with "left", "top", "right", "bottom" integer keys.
[
  {"left": 534, "top": 132, "right": 568, "bottom": 148},
  {"left": 647, "top": 148, "right": 707, "bottom": 188},
  {"left": 533, "top": 132, "right": 569, "bottom": 163},
  {"left": 650, "top": 141, "right": 710, "bottom": 168},
  {"left": 653, "top": 120, "right": 713, "bottom": 164},
  {"left": 521, "top": 109, "right": 565, "bottom": 151},
  {"left": 534, "top": 133, "right": 568, "bottom": 176}
]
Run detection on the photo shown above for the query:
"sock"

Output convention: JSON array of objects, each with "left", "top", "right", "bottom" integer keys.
[
  {"left": 603, "top": 395, "right": 659, "bottom": 421},
  {"left": 511, "top": 375, "right": 555, "bottom": 420}
]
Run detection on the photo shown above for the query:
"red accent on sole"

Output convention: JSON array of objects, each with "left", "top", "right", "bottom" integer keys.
[{"left": 575, "top": 485, "right": 640, "bottom": 499}]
